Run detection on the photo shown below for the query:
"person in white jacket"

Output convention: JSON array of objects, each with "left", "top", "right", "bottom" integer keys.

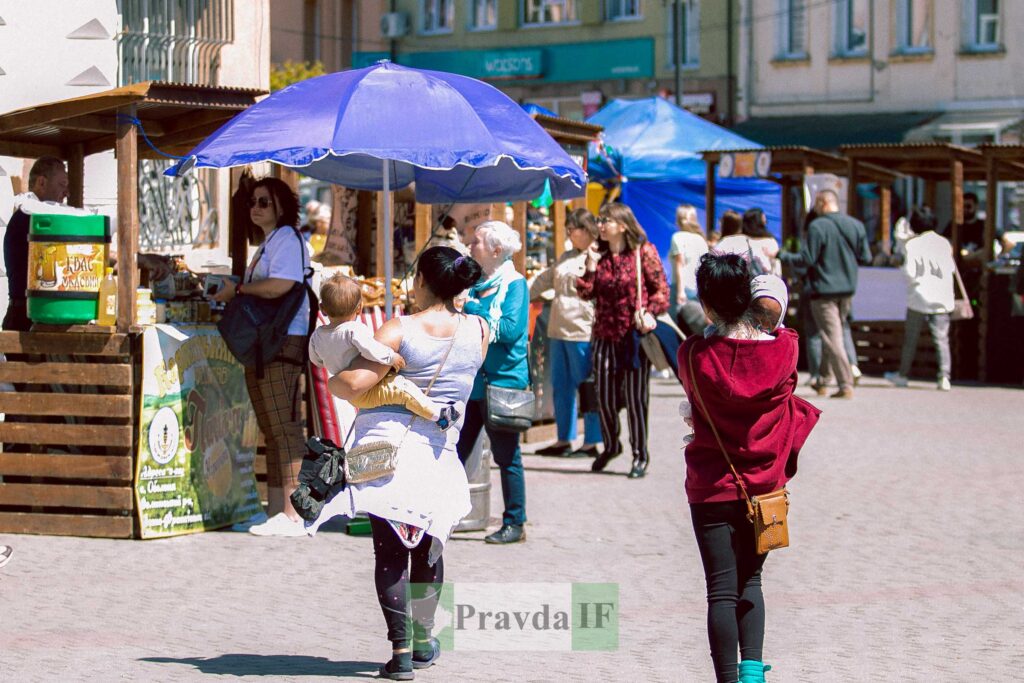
[{"left": 885, "top": 207, "right": 955, "bottom": 391}]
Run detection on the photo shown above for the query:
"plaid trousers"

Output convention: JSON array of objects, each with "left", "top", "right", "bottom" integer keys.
[{"left": 245, "top": 335, "right": 306, "bottom": 490}]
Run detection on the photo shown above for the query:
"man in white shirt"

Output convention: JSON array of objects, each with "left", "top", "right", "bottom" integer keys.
[{"left": 885, "top": 207, "right": 955, "bottom": 391}]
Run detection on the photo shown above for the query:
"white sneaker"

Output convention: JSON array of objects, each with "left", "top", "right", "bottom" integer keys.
[
  {"left": 248, "top": 512, "right": 308, "bottom": 537},
  {"left": 884, "top": 371, "right": 909, "bottom": 387},
  {"left": 851, "top": 365, "right": 863, "bottom": 385},
  {"left": 937, "top": 377, "right": 951, "bottom": 392},
  {"left": 230, "top": 510, "right": 268, "bottom": 532},
  {"left": 0, "top": 545, "right": 12, "bottom": 569}
]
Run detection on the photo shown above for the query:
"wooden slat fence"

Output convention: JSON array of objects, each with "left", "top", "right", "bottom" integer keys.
[{"left": 0, "top": 332, "right": 136, "bottom": 538}]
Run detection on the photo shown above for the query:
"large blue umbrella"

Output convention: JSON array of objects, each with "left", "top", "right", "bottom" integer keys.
[{"left": 169, "top": 61, "right": 585, "bottom": 314}]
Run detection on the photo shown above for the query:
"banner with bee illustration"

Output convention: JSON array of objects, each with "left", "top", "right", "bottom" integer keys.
[{"left": 134, "top": 324, "right": 263, "bottom": 538}]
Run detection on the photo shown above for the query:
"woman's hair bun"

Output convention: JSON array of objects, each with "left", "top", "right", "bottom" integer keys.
[{"left": 417, "top": 246, "right": 482, "bottom": 300}]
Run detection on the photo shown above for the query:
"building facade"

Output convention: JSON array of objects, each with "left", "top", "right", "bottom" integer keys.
[
  {"left": 738, "top": 0, "right": 1023, "bottom": 146},
  {"left": 354, "top": 0, "right": 741, "bottom": 123},
  {"left": 271, "top": 0, "right": 358, "bottom": 74}
]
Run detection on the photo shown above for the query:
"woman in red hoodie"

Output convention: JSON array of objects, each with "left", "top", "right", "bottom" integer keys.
[{"left": 676, "top": 253, "right": 820, "bottom": 683}]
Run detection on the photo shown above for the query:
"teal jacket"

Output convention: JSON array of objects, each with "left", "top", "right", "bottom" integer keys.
[{"left": 464, "top": 278, "right": 530, "bottom": 400}]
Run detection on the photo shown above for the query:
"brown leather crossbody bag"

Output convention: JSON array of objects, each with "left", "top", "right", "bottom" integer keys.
[{"left": 687, "top": 344, "right": 790, "bottom": 555}]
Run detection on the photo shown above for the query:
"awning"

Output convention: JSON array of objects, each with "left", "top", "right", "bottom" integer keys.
[
  {"left": 903, "top": 110, "right": 1024, "bottom": 142},
  {"left": 732, "top": 112, "right": 941, "bottom": 149}
]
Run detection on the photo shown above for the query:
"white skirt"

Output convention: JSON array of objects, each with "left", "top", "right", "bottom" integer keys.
[{"left": 305, "top": 412, "right": 471, "bottom": 554}]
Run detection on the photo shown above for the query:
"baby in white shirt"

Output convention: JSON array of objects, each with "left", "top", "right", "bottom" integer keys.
[{"left": 310, "top": 274, "right": 458, "bottom": 430}]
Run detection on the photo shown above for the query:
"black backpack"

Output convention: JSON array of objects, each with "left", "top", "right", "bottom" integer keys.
[{"left": 218, "top": 227, "right": 318, "bottom": 376}]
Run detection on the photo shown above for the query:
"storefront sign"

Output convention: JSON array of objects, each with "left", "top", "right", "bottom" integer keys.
[
  {"left": 482, "top": 50, "right": 543, "bottom": 80},
  {"left": 134, "top": 324, "right": 262, "bottom": 538},
  {"left": 681, "top": 92, "right": 715, "bottom": 115},
  {"left": 718, "top": 151, "right": 772, "bottom": 179}
]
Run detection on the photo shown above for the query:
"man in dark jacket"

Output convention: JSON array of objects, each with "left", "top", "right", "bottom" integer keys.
[{"left": 780, "top": 189, "right": 872, "bottom": 398}]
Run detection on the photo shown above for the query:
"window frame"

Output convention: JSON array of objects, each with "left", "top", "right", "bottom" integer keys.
[
  {"left": 777, "top": 0, "right": 808, "bottom": 60},
  {"left": 420, "top": 0, "right": 455, "bottom": 35},
  {"left": 468, "top": 0, "right": 498, "bottom": 31},
  {"left": 894, "top": 0, "right": 933, "bottom": 55},
  {"left": 962, "top": 0, "right": 1001, "bottom": 52},
  {"left": 521, "top": 0, "right": 581, "bottom": 28},
  {"left": 833, "top": 0, "right": 869, "bottom": 57},
  {"left": 606, "top": 0, "right": 643, "bottom": 22},
  {"left": 666, "top": 0, "right": 700, "bottom": 69}
]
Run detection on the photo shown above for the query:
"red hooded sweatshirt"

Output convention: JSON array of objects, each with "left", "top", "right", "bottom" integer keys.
[{"left": 676, "top": 328, "right": 821, "bottom": 505}]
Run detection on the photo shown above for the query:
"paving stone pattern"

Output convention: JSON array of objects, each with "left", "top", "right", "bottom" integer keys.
[{"left": 0, "top": 376, "right": 1021, "bottom": 682}]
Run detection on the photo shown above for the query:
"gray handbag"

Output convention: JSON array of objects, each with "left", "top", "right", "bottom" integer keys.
[{"left": 484, "top": 385, "right": 535, "bottom": 433}]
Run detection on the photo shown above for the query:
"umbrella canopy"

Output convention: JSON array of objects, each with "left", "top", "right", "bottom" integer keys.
[{"left": 168, "top": 61, "right": 586, "bottom": 203}]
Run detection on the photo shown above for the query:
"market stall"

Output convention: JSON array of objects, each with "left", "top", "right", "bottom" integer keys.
[{"left": 0, "top": 82, "right": 263, "bottom": 538}]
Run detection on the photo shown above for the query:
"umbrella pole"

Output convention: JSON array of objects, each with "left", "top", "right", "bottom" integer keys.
[{"left": 383, "top": 158, "right": 393, "bottom": 319}]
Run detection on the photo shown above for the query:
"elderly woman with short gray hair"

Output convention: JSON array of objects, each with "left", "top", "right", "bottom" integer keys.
[{"left": 456, "top": 220, "right": 531, "bottom": 545}]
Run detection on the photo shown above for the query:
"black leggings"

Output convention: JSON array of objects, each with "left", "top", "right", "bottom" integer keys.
[
  {"left": 370, "top": 515, "right": 444, "bottom": 646},
  {"left": 690, "top": 501, "right": 769, "bottom": 683}
]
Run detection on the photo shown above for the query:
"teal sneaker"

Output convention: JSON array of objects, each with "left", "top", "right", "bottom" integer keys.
[{"left": 738, "top": 660, "right": 772, "bottom": 682}]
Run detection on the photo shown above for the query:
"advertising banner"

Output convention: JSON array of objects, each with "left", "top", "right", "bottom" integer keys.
[{"left": 134, "top": 324, "right": 262, "bottom": 538}]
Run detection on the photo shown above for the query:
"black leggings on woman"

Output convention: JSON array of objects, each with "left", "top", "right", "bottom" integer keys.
[
  {"left": 690, "top": 501, "right": 769, "bottom": 683},
  {"left": 370, "top": 515, "right": 444, "bottom": 646}
]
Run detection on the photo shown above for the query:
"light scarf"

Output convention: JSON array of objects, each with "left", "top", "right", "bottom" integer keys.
[{"left": 469, "top": 259, "right": 524, "bottom": 343}]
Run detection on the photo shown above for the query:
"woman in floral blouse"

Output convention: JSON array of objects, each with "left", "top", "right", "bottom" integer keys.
[{"left": 577, "top": 203, "right": 670, "bottom": 479}]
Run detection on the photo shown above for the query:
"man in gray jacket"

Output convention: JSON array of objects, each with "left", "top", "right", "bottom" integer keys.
[{"left": 780, "top": 190, "right": 872, "bottom": 398}]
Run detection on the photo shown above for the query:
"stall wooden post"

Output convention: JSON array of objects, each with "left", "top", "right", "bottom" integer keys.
[
  {"left": 879, "top": 184, "right": 892, "bottom": 250},
  {"left": 115, "top": 107, "right": 138, "bottom": 332},
  {"left": 552, "top": 200, "right": 566, "bottom": 259},
  {"left": 229, "top": 167, "right": 249, "bottom": 279},
  {"left": 705, "top": 161, "right": 716, "bottom": 234},
  {"left": 512, "top": 201, "right": 528, "bottom": 275},
  {"left": 950, "top": 160, "right": 964, "bottom": 255},
  {"left": 984, "top": 155, "right": 998, "bottom": 262},
  {"left": 67, "top": 143, "right": 84, "bottom": 208},
  {"left": 570, "top": 197, "right": 586, "bottom": 211},
  {"left": 923, "top": 181, "right": 937, "bottom": 216},
  {"left": 274, "top": 165, "right": 300, "bottom": 194},
  {"left": 414, "top": 202, "right": 431, "bottom": 251},
  {"left": 375, "top": 192, "right": 392, "bottom": 278}
]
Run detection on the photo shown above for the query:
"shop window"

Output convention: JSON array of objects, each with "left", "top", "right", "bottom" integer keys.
[
  {"left": 522, "top": 0, "right": 578, "bottom": 27},
  {"left": 777, "top": 0, "right": 807, "bottom": 59},
  {"left": 607, "top": 0, "right": 642, "bottom": 21},
  {"left": 833, "top": 0, "right": 868, "bottom": 57},
  {"left": 962, "top": 0, "right": 1001, "bottom": 51},
  {"left": 666, "top": 0, "right": 699, "bottom": 68},
  {"left": 421, "top": 0, "right": 454, "bottom": 34},
  {"left": 895, "top": 0, "right": 932, "bottom": 54},
  {"left": 469, "top": 0, "right": 498, "bottom": 30}
]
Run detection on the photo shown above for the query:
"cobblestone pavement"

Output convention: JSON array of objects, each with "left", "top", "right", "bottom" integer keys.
[{"left": 1, "top": 376, "right": 1022, "bottom": 682}]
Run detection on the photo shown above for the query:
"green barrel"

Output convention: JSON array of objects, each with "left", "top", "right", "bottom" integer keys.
[{"left": 26, "top": 213, "right": 111, "bottom": 325}]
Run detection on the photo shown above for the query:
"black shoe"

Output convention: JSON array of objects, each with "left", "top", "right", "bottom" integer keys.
[
  {"left": 379, "top": 654, "right": 413, "bottom": 680},
  {"left": 591, "top": 449, "right": 620, "bottom": 472},
  {"left": 484, "top": 524, "right": 525, "bottom": 544},
  {"left": 412, "top": 637, "right": 441, "bottom": 669},
  {"left": 535, "top": 443, "right": 571, "bottom": 456},
  {"left": 436, "top": 404, "right": 460, "bottom": 431},
  {"left": 627, "top": 459, "right": 648, "bottom": 479},
  {"left": 569, "top": 445, "right": 600, "bottom": 458}
]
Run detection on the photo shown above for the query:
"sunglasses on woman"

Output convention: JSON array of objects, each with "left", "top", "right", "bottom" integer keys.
[{"left": 249, "top": 196, "right": 273, "bottom": 209}]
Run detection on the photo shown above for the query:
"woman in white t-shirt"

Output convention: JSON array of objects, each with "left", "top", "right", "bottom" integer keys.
[
  {"left": 668, "top": 204, "right": 709, "bottom": 334},
  {"left": 212, "top": 177, "right": 311, "bottom": 537}
]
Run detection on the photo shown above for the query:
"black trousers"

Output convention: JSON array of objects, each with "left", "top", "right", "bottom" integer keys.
[
  {"left": 591, "top": 337, "right": 651, "bottom": 463},
  {"left": 690, "top": 501, "right": 768, "bottom": 683},
  {"left": 370, "top": 515, "right": 444, "bottom": 646}
]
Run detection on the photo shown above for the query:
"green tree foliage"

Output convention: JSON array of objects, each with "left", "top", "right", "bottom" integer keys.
[{"left": 270, "top": 60, "right": 326, "bottom": 91}]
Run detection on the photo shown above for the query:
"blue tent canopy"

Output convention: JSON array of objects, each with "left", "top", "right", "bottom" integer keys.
[{"left": 586, "top": 98, "right": 782, "bottom": 277}]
